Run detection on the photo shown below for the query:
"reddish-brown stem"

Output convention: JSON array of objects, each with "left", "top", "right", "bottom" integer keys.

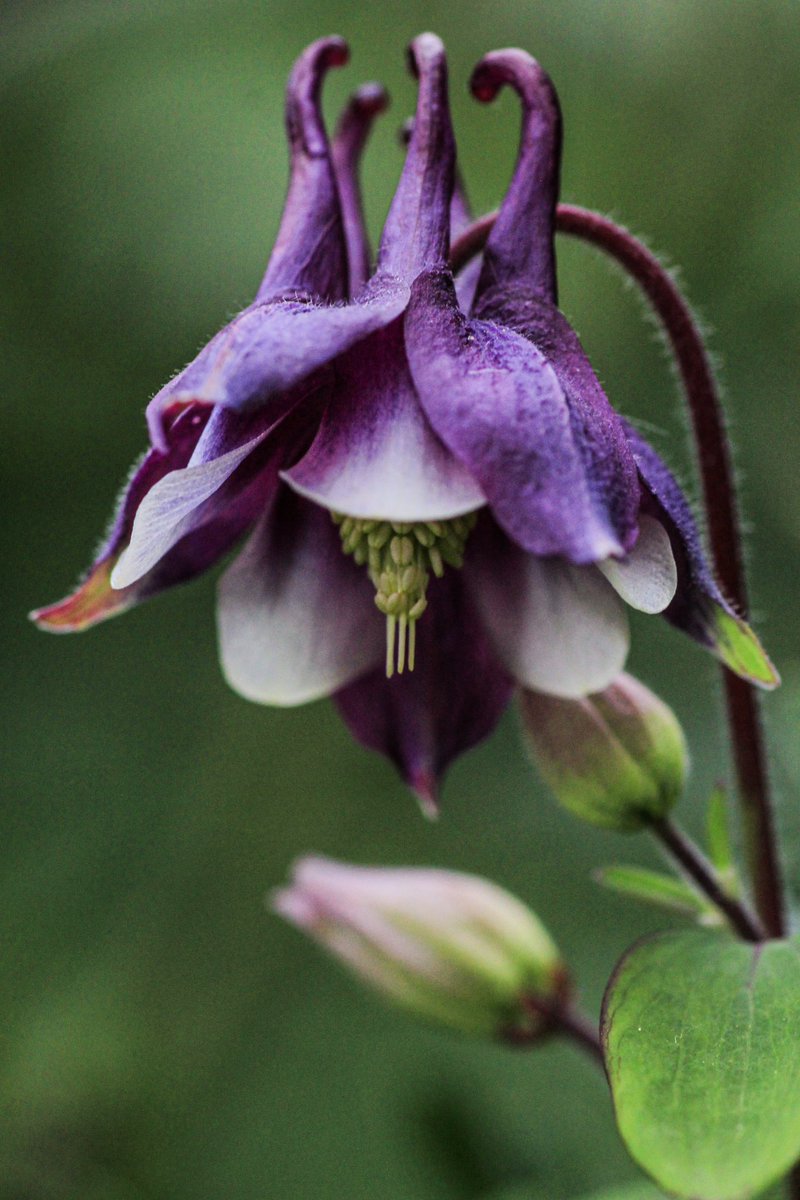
[
  {"left": 652, "top": 819, "right": 766, "bottom": 942},
  {"left": 504, "top": 997, "right": 604, "bottom": 1067},
  {"left": 556, "top": 206, "right": 784, "bottom": 940},
  {"left": 450, "top": 207, "right": 785, "bottom": 939},
  {"left": 551, "top": 1004, "right": 605, "bottom": 1067}
]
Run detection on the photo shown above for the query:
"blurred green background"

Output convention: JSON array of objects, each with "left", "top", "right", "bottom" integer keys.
[{"left": 3, "top": 1, "right": 799, "bottom": 1197}]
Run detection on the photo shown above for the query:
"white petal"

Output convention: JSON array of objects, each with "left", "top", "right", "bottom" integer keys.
[
  {"left": 598, "top": 515, "right": 677, "bottom": 614},
  {"left": 283, "top": 340, "right": 485, "bottom": 522},
  {"left": 110, "top": 433, "right": 267, "bottom": 588},
  {"left": 469, "top": 547, "right": 630, "bottom": 698},
  {"left": 217, "top": 496, "right": 383, "bottom": 706}
]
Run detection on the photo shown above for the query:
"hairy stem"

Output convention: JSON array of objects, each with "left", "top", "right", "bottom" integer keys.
[
  {"left": 557, "top": 206, "right": 785, "bottom": 940},
  {"left": 652, "top": 818, "right": 766, "bottom": 942},
  {"left": 450, "top": 207, "right": 785, "bottom": 938}
]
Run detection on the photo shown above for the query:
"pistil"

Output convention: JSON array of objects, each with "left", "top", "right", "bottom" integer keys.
[{"left": 332, "top": 513, "right": 477, "bottom": 676}]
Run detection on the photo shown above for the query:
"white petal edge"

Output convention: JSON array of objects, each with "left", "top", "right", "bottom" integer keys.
[
  {"left": 110, "top": 433, "right": 268, "bottom": 589},
  {"left": 283, "top": 359, "right": 486, "bottom": 522},
  {"left": 217, "top": 503, "right": 384, "bottom": 706},
  {"left": 469, "top": 551, "right": 630, "bottom": 698},
  {"left": 598, "top": 514, "right": 677, "bottom": 614}
]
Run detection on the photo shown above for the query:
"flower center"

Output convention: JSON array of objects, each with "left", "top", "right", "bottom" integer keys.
[{"left": 331, "top": 513, "right": 478, "bottom": 678}]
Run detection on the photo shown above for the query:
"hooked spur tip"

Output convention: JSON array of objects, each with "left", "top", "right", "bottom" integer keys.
[
  {"left": 469, "top": 48, "right": 542, "bottom": 105},
  {"left": 334, "top": 82, "right": 390, "bottom": 157},
  {"left": 286, "top": 36, "right": 350, "bottom": 157},
  {"left": 351, "top": 81, "right": 390, "bottom": 116},
  {"left": 311, "top": 34, "right": 350, "bottom": 71},
  {"left": 289, "top": 36, "right": 351, "bottom": 104},
  {"left": 406, "top": 32, "right": 446, "bottom": 80}
]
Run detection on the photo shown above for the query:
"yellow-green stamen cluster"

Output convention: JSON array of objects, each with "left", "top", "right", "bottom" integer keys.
[{"left": 332, "top": 512, "right": 478, "bottom": 678}]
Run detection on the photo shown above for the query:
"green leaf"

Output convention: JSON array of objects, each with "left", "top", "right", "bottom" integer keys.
[
  {"left": 481, "top": 1182, "right": 782, "bottom": 1200},
  {"left": 602, "top": 930, "right": 800, "bottom": 1198},
  {"left": 594, "top": 865, "right": 708, "bottom": 917}
]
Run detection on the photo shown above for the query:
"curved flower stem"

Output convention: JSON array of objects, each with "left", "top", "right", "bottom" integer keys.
[
  {"left": 504, "top": 997, "right": 604, "bottom": 1068},
  {"left": 450, "top": 208, "right": 785, "bottom": 939},
  {"left": 556, "top": 206, "right": 785, "bottom": 941},
  {"left": 651, "top": 818, "right": 766, "bottom": 942}
]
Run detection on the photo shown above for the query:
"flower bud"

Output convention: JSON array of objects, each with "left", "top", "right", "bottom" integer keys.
[
  {"left": 272, "top": 857, "right": 566, "bottom": 1036},
  {"left": 520, "top": 673, "right": 688, "bottom": 832}
]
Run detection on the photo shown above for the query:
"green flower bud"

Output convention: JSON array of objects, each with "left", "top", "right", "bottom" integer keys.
[
  {"left": 272, "top": 857, "right": 566, "bottom": 1037},
  {"left": 520, "top": 673, "right": 688, "bottom": 832}
]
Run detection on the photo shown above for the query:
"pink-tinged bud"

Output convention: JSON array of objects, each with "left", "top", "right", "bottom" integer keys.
[
  {"left": 272, "top": 857, "right": 566, "bottom": 1036},
  {"left": 520, "top": 673, "right": 688, "bottom": 832}
]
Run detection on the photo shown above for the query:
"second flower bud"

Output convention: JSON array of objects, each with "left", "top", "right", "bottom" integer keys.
[{"left": 273, "top": 857, "right": 567, "bottom": 1038}]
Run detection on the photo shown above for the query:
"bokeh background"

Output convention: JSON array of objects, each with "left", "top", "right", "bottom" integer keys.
[{"left": 3, "top": 2, "right": 799, "bottom": 1197}]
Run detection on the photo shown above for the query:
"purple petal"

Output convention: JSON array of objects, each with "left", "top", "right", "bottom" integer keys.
[
  {"left": 332, "top": 83, "right": 390, "bottom": 297},
  {"left": 334, "top": 571, "right": 513, "bottom": 810},
  {"left": 284, "top": 319, "right": 484, "bottom": 521},
  {"left": 255, "top": 37, "right": 350, "bottom": 304},
  {"left": 470, "top": 49, "right": 561, "bottom": 306},
  {"left": 398, "top": 115, "right": 479, "bottom": 307},
  {"left": 217, "top": 487, "right": 383, "bottom": 705},
  {"left": 32, "top": 402, "right": 212, "bottom": 631},
  {"left": 111, "top": 407, "right": 280, "bottom": 588},
  {"left": 376, "top": 34, "right": 455, "bottom": 281},
  {"left": 480, "top": 291, "right": 641, "bottom": 552},
  {"left": 624, "top": 422, "right": 779, "bottom": 687},
  {"left": 465, "top": 516, "right": 629, "bottom": 698},
  {"left": 406, "top": 271, "right": 637, "bottom": 561},
  {"left": 146, "top": 276, "right": 409, "bottom": 445},
  {"left": 118, "top": 477, "right": 272, "bottom": 603}
]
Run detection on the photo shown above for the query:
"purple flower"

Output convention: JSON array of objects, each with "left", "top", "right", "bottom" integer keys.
[{"left": 33, "top": 36, "right": 776, "bottom": 808}]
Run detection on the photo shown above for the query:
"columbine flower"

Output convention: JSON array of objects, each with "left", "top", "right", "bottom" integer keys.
[
  {"left": 34, "top": 36, "right": 775, "bottom": 808},
  {"left": 272, "top": 856, "right": 565, "bottom": 1036}
]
